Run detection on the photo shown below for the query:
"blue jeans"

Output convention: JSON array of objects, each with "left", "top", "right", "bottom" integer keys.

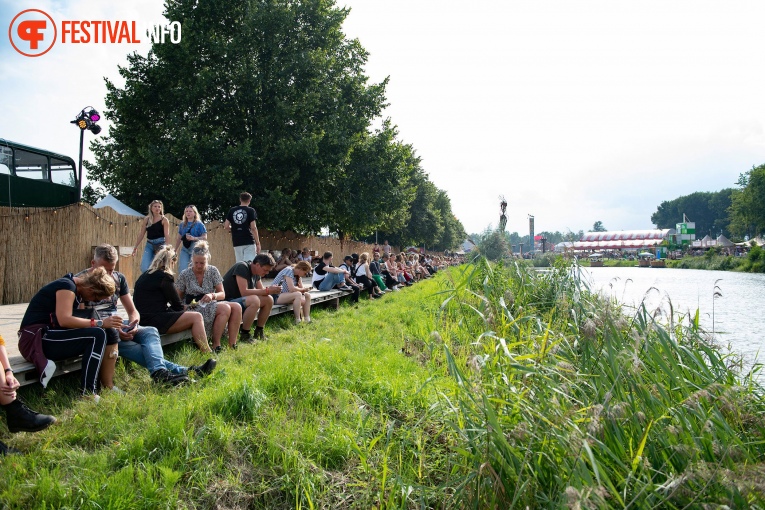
[
  {"left": 318, "top": 272, "right": 345, "bottom": 291},
  {"left": 119, "top": 326, "right": 186, "bottom": 375},
  {"left": 177, "top": 242, "right": 197, "bottom": 273},
  {"left": 140, "top": 238, "right": 166, "bottom": 273}
]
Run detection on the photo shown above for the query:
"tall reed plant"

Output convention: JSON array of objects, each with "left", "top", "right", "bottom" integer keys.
[{"left": 433, "top": 257, "right": 765, "bottom": 508}]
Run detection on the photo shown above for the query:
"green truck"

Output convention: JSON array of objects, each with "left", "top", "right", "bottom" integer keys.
[{"left": 0, "top": 139, "right": 79, "bottom": 207}]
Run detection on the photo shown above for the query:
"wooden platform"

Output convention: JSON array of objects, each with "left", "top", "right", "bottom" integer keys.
[{"left": 6, "top": 288, "right": 351, "bottom": 386}]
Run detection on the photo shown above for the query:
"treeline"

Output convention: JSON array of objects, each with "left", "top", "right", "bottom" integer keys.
[
  {"left": 86, "top": 0, "right": 464, "bottom": 251},
  {"left": 652, "top": 163, "right": 765, "bottom": 239}
]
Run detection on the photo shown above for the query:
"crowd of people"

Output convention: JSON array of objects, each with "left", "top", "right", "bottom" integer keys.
[{"left": 3, "top": 192, "right": 459, "bottom": 455}]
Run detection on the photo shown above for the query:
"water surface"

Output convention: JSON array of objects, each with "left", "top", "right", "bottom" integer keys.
[{"left": 581, "top": 266, "right": 765, "bottom": 375}]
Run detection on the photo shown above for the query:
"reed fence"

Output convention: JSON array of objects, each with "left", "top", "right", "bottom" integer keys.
[{"left": 0, "top": 203, "right": 379, "bottom": 304}]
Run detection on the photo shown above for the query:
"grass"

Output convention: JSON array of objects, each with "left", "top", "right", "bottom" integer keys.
[
  {"left": 2, "top": 260, "right": 764, "bottom": 508},
  {"left": 2, "top": 287, "right": 452, "bottom": 509}
]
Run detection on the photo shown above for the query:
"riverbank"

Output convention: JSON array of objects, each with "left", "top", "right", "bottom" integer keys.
[{"left": 1, "top": 262, "right": 763, "bottom": 507}]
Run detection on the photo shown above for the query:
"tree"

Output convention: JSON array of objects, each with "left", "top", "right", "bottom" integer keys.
[
  {"left": 729, "top": 164, "right": 765, "bottom": 238},
  {"left": 329, "top": 121, "right": 416, "bottom": 240},
  {"left": 89, "top": 0, "right": 387, "bottom": 228},
  {"left": 651, "top": 190, "right": 733, "bottom": 237},
  {"left": 591, "top": 221, "right": 607, "bottom": 232},
  {"left": 476, "top": 227, "right": 508, "bottom": 261}
]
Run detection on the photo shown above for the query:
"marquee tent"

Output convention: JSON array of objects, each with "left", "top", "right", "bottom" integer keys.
[
  {"left": 93, "top": 194, "right": 143, "bottom": 217},
  {"left": 573, "top": 229, "right": 672, "bottom": 251}
]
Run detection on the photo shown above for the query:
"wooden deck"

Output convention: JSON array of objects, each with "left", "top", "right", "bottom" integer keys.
[{"left": 5, "top": 288, "right": 352, "bottom": 387}]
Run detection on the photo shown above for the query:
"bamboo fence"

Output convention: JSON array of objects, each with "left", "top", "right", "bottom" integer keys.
[{"left": 0, "top": 203, "right": 379, "bottom": 305}]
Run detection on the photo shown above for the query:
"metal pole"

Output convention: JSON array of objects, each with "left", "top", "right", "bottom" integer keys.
[{"left": 77, "top": 129, "right": 84, "bottom": 202}]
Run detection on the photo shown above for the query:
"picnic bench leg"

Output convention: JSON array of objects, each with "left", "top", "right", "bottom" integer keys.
[{"left": 332, "top": 297, "right": 339, "bottom": 310}]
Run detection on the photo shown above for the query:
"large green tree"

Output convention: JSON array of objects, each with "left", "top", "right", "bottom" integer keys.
[
  {"left": 328, "top": 121, "right": 416, "bottom": 240},
  {"left": 729, "top": 164, "right": 765, "bottom": 238},
  {"left": 89, "top": 0, "right": 387, "bottom": 228},
  {"left": 651, "top": 190, "right": 733, "bottom": 237}
]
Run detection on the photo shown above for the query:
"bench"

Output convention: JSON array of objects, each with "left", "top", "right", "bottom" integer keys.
[{"left": 10, "top": 288, "right": 352, "bottom": 386}]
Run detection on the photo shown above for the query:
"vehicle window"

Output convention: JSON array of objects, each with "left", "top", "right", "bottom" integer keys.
[
  {"left": 0, "top": 146, "right": 11, "bottom": 175},
  {"left": 51, "top": 157, "right": 76, "bottom": 186},
  {"left": 13, "top": 149, "right": 49, "bottom": 180}
]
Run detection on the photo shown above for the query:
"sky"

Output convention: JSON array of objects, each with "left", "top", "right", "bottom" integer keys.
[{"left": 2, "top": 1, "right": 765, "bottom": 237}]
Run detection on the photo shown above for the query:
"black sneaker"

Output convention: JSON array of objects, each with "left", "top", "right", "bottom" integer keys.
[
  {"left": 213, "top": 345, "right": 223, "bottom": 354},
  {"left": 190, "top": 358, "right": 217, "bottom": 377},
  {"left": 239, "top": 328, "right": 255, "bottom": 343},
  {"left": 0, "top": 441, "right": 21, "bottom": 455},
  {"left": 5, "top": 400, "right": 56, "bottom": 433},
  {"left": 151, "top": 368, "right": 189, "bottom": 386},
  {"left": 253, "top": 328, "right": 266, "bottom": 341}
]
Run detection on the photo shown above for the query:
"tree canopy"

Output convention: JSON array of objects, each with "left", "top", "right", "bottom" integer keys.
[
  {"left": 728, "top": 164, "right": 765, "bottom": 238},
  {"left": 87, "top": 0, "right": 465, "bottom": 250},
  {"left": 651, "top": 190, "right": 733, "bottom": 237}
]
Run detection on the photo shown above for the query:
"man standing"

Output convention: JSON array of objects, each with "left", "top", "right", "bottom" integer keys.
[
  {"left": 224, "top": 192, "right": 261, "bottom": 263},
  {"left": 222, "top": 254, "right": 279, "bottom": 341},
  {"left": 78, "top": 244, "right": 216, "bottom": 386}
]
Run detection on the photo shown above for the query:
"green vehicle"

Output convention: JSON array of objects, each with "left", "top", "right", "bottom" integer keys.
[{"left": 0, "top": 139, "right": 79, "bottom": 207}]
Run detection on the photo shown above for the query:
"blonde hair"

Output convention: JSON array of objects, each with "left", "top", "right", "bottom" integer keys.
[
  {"left": 181, "top": 205, "right": 201, "bottom": 228},
  {"left": 359, "top": 252, "right": 369, "bottom": 263},
  {"left": 78, "top": 267, "right": 116, "bottom": 299},
  {"left": 191, "top": 240, "right": 211, "bottom": 262},
  {"left": 146, "top": 200, "right": 165, "bottom": 224},
  {"left": 148, "top": 245, "right": 176, "bottom": 275}
]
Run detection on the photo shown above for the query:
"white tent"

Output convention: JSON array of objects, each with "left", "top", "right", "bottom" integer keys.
[
  {"left": 93, "top": 194, "right": 143, "bottom": 217},
  {"left": 716, "top": 234, "right": 734, "bottom": 247}
]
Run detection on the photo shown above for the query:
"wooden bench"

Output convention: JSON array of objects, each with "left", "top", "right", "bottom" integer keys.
[{"left": 10, "top": 288, "right": 352, "bottom": 386}]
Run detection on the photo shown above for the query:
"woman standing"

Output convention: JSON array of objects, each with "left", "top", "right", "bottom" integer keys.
[
  {"left": 174, "top": 205, "right": 208, "bottom": 272},
  {"left": 18, "top": 268, "right": 122, "bottom": 395},
  {"left": 272, "top": 261, "right": 313, "bottom": 324},
  {"left": 133, "top": 200, "right": 170, "bottom": 273},
  {"left": 133, "top": 246, "right": 212, "bottom": 354},
  {"left": 176, "top": 241, "right": 241, "bottom": 353}
]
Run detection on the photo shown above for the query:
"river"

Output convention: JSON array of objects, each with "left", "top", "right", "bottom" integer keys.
[{"left": 580, "top": 266, "right": 765, "bottom": 377}]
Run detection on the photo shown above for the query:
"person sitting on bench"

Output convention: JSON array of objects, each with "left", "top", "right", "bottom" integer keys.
[
  {"left": 19, "top": 268, "right": 121, "bottom": 396},
  {"left": 133, "top": 246, "right": 214, "bottom": 356},
  {"left": 78, "top": 244, "right": 214, "bottom": 386},
  {"left": 272, "top": 261, "right": 313, "bottom": 325},
  {"left": 222, "top": 253, "right": 279, "bottom": 342}
]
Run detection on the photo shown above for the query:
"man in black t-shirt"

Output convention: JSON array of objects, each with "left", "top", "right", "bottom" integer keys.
[
  {"left": 222, "top": 254, "right": 278, "bottom": 341},
  {"left": 224, "top": 192, "right": 261, "bottom": 263}
]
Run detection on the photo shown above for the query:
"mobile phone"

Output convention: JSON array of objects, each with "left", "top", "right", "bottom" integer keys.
[{"left": 121, "top": 320, "right": 137, "bottom": 333}]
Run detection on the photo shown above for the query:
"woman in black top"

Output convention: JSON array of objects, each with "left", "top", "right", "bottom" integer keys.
[
  {"left": 132, "top": 200, "right": 170, "bottom": 273},
  {"left": 18, "top": 268, "right": 123, "bottom": 394},
  {"left": 133, "top": 246, "right": 211, "bottom": 353}
]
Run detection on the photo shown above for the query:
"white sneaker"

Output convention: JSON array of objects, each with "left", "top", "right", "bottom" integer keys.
[
  {"left": 40, "top": 359, "right": 57, "bottom": 388},
  {"left": 110, "top": 386, "right": 126, "bottom": 395}
]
